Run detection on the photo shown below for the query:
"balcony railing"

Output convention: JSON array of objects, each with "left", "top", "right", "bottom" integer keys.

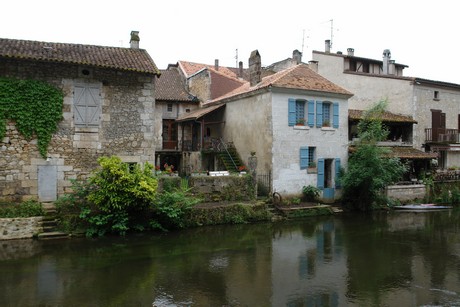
[{"left": 425, "top": 128, "right": 460, "bottom": 143}]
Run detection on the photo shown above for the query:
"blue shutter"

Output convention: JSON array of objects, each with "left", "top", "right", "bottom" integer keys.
[
  {"left": 335, "top": 158, "right": 341, "bottom": 188},
  {"left": 288, "top": 98, "right": 296, "bottom": 126},
  {"left": 333, "top": 102, "right": 339, "bottom": 128},
  {"left": 307, "top": 100, "right": 315, "bottom": 127},
  {"left": 316, "top": 101, "right": 323, "bottom": 127},
  {"left": 317, "top": 158, "right": 325, "bottom": 189},
  {"left": 300, "top": 146, "right": 309, "bottom": 169}
]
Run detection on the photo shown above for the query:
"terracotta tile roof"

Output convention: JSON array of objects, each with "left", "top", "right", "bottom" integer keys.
[
  {"left": 0, "top": 37, "right": 160, "bottom": 75},
  {"left": 178, "top": 61, "right": 239, "bottom": 80},
  {"left": 385, "top": 147, "right": 438, "bottom": 159},
  {"left": 209, "top": 70, "right": 245, "bottom": 99},
  {"left": 155, "top": 68, "right": 197, "bottom": 102},
  {"left": 176, "top": 104, "right": 225, "bottom": 122},
  {"left": 209, "top": 64, "right": 353, "bottom": 103},
  {"left": 349, "top": 109, "right": 417, "bottom": 123}
]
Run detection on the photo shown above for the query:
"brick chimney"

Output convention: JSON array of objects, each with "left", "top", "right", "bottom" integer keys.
[
  {"left": 292, "top": 49, "right": 302, "bottom": 64},
  {"left": 130, "top": 31, "right": 140, "bottom": 49},
  {"left": 249, "top": 50, "right": 261, "bottom": 86}
]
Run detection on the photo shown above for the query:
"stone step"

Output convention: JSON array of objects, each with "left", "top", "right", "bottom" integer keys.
[{"left": 37, "top": 231, "right": 69, "bottom": 240}]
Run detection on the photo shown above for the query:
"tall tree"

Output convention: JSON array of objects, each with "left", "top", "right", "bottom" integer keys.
[{"left": 342, "top": 100, "right": 407, "bottom": 210}]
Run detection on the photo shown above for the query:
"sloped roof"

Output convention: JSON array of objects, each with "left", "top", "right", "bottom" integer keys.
[
  {"left": 178, "top": 61, "right": 239, "bottom": 79},
  {"left": 209, "top": 63, "right": 353, "bottom": 103},
  {"left": 349, "top": 109, "right": 417, "bottom": 123},
  {"left": 0, "top": 37, "right": 160, "bottom": 75},
  {"left": 386, "top": 147, "right": 437, "bottom": 159},
  {"left": 155, "top": 68, "right": 197, "bottom": 102},
  {"left": 176, "top": 104, "right": 225, "bottom": 122}
]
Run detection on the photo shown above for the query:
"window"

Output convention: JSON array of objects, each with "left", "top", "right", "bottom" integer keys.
[
  {"left": 289, "top": 99, "right": 339, "bottom": 128},
  {"left": 434, "top": 91, "right": 440, "bottom": 100},
  {"left": 300, "top": 146, "right": 316, "bottom": 169},
  {"left": 167, "top": 103, "right": 173, "bottom": 112},
  {"left": 322, "top": 103, "right": 331, "bottom": 126},
  {"left": 316, "top": 101, "right": 339, "bottom": 128},
  {"left": 74, "top": 83, "right": 101, "bottom": 127},
  {"left": 296, "top": 100, "right": 305, "bottom": 124},
  {"left": 288, "top": 98, "right": 314, "bottom": 126}
]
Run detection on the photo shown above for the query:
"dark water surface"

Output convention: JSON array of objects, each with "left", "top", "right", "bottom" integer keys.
[{"left": 2, "top": 210, "right": 460, "bottom": 307}]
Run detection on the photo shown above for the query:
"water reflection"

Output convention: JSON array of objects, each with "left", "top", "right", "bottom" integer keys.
[{"left": 1, "top": 210, "right": 460, "bottom": 306}]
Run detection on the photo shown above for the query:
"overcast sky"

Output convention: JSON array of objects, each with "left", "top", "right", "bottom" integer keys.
[{"left": 2, "top": 0, "right": 459, "bottom": 84}]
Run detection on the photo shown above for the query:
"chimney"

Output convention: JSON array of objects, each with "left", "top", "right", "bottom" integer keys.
[
  {"left": 130, "top": 31, "right": 140, "bottom": 49},
  {"left": 325, "top": 40, "right": 331, "bottom": 53},
  {"left": 389, "top": 60, "right": 396, "bottom": 75},
  {"left": 249, "top": 50, "right": 261, "bottom": 86},
  {"left": 215, "top": 59, "right": 219, "bottom": 71},
  {"left": 292, "top": 49, "right": 302, "bottom": 64},
  {"left": 347, "top": 48, "right": 354, "bottom": 56},
  {"left": 308, "top": 60, "right": 318, "bottom": 72},
  {"left": 238, "top": 61, "right": 243, "bottom": 78},
  {"left": 382, "top": 49, "right": 391, "bottom": 74}
]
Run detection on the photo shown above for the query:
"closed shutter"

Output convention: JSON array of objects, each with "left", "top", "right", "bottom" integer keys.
[
  {"left": 316, "top": 101, "right": 323, "bottom": 127},
  {"left": 317, "top": 158, "right": 325, "bottom": 189},
  {"left": 307, "top": 100, "right": 315, "bottom": 127},
  {"left": 74, "top": 84, "right": 101, "bottom": 127},
  {"left": 335, "top": 158, "right": 341, "bottom": 188},
  {"left": 300, "top": 146, "right": 309, "bottom": 169},
  {"left": 288, "top": 98, "right": 296, "bottom": 126},
  {"left": 333, "top": 102, "right": 339, "bottom": 128}
]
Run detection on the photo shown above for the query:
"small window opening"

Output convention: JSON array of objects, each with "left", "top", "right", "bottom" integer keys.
[
  {"left": 434, "top": 91, "right": 440, "bottom": 100},
  {"left": 167, "top": 103, "right": 173, "bottom": 112}
]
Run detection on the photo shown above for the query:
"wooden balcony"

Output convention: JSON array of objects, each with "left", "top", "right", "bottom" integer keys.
[
  {"left": 425, "top": 128, "right": 460, "bottom": 143},
  {"left": 162, "top": 140, "right": 178, "bottom": 150}
]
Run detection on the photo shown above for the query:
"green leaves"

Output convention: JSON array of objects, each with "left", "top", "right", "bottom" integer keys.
[{"left": 0, "top": 77, "right": 63, "bottom": 158}]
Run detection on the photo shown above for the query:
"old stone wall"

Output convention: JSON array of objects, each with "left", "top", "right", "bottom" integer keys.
[
  {"left": 0, "top": 59, "right": 156, "bottom": 201},
  {"left": 0, "top": 217, "right": 43, "bottom": 240},
  {"left": 386, "top": 184, "right": 426, "bottom": 202}
]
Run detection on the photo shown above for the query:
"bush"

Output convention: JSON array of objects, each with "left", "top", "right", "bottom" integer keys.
[
  {"left": 0, "top": 200, "right": 44, "bottom": 218},
  {"left": 302, "top": 185, "right": 320, "bottom": 202}
]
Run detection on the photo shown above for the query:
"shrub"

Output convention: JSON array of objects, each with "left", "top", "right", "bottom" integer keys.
[
  {"left": 0, "top": 200, "right": 44, "bottom": 218},
  {"left": 302, "top": 185, "right": 320, "bottom": 202}
]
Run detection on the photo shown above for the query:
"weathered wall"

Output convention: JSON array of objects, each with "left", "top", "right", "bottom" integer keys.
[
  {"left": 0, "top": 217, "right": 43, "bottom": 240},
  {"left": 0, "top": 59, "right": 156, "bottom": 201},
  {"left": 386, "top": 184, "right": 426, "bottom": 202}
]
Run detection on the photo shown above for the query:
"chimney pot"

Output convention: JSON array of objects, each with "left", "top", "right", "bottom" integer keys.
[
  {"left": 215, "top": 59, "right": 219, "bottom": 71},
  {"left": 325, "top": 40, "right": 331, "bottom": 53},
  {"left": 130, "top": 31, "right": 140, "bottom": 49},
  {"left": 238, "top": 61, "right": 243, "bottom": 78},
  {"left": 347, "top": 48, "right": 354, "bottom": 56}
]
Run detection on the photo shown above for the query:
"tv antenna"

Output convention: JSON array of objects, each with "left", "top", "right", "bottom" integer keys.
[
  {"left": 235, "top": 48, "right": 238, "bottom": 68},
  {"left": 330, "top": 19, "right": 334, "bottom": 49}
]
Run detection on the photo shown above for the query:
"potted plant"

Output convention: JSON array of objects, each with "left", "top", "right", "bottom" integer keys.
[
  {"left": 296, "top": 118, "right": 305, "bottom": 126},
  {"left": 322, "top": 120, "right": 330, "bottom": 127}
]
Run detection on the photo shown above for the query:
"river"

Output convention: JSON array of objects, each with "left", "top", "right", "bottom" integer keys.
[{"left": 1, "top": 209, "right": 460, "bottom": 306}]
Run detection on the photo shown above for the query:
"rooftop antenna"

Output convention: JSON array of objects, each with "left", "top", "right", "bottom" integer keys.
[
  {"left": 330, "top": 19, "right": 334, "bottom": 49},
  {"left": 235, "top": 48, "right": 238, "bottom": 68},
  {"left": 301, "top": 29, "right": 305, "bottom": 54}
]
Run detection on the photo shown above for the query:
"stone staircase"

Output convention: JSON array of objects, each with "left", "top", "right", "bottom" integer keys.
[
  {"left": 218, "top": 145, "right": 244, "bottom": 173},
  {"left": 37, "top": 203, "right": 69, "bottom": 240}
]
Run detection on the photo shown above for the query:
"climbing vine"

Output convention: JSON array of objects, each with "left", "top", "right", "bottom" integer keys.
[{"left": 0, "top": 77, "right": 63, "bottom": 158}]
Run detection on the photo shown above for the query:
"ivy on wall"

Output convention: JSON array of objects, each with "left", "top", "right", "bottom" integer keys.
[{"left": 0, "top": 77, "right": 64, "bottom": 158}]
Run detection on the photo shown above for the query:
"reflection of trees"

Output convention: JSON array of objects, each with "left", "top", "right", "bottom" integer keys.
[{"left": 343, "top": 210, "right": 460, "bottom": 305}]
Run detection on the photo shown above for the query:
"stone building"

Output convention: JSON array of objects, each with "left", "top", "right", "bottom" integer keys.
[{"left": 0, "top": 32, "right": 160, "bottom": 202}]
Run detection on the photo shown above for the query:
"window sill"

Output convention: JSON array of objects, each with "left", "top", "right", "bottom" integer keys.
[
  {"left": 307, "top": 167, "right": 317, "bottom": 174},
  {"left": 75, "top": 127, "right": 99, "bottom": 133},
  {"left": 321, "top": 126, "right": 335, "bottom": 131},
  {"left": 294, "top": 125, "right": 310, "bottom": 130}
]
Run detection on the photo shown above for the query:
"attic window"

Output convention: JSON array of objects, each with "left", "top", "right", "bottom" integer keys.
[
  {"left": 167, "top": 103, "right": 173, "bottom": 112},
  {"left": 82, "top": 69, "right": 90, "bottom": 76},
  {"left": 434, "top": 91, "right": 440, "bottom": 101}
]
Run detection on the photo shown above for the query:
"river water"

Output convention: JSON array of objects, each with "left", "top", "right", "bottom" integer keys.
[{"left": 1, "top": 209, "right": 460, "bottom": 307}]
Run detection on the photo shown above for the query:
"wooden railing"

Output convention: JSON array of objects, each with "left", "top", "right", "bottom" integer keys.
[{"left": 425, "top": 128, "right": 459, "bottom": 143}]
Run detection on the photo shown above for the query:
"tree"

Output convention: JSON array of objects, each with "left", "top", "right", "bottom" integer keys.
[{"left": 341, "top": 100, "right": 407, "bottom": 210}]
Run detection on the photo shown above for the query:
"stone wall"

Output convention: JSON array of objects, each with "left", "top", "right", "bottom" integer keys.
[
  {"left": 386, "top": 184, "right": 426, "bottom": 202},
  {"left": 0, "top": 217, "right": 43, "bottom": 240},
  {"left": 0, "top": 59, "right": 156, "bottom": 201}
]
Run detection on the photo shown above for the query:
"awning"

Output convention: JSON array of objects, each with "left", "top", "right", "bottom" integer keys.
[
  {"left": 349, "top": 109, "right": 417, "bottom": 124},
  {"left": 176, "top": 104, "right": 225, "bottom": 122},
  {"left": 385, "top": 147, "right": 437, "bottom": 159}
]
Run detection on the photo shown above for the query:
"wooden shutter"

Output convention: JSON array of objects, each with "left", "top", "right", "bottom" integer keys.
[
  {"left": 335, "top": 158, "right": 341, "bottom": 188},
  {"left": 288, "top": 98, "right": 296, "bottom": 126},
  {"left": 307, "top": 100, "right": 315, "bottom": 127},
  {"left": 317, "top": 158, "right": 325, "bottom": 189},
  {"left": 333, "top": 102, "right": 339, "bottom": 128},
  {"left": 300, "top": 146, "right": 309, "bottom": 169},
  {"left": 316, "top": 101, "right": 323, "bottom": 127},
  {"left": 74, "top": 84, "right": 101, "bottom": 127}
]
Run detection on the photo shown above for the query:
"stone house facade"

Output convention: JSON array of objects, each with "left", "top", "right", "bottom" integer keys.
[
  {"left": 200, "top": 51, "right": 353, "bottom": 199},
  {"left": 311, "top": 42, "right": 450, "bottom": 173},
  {"left": 0, "top": 32, "right": 160, "bottom": 202}
]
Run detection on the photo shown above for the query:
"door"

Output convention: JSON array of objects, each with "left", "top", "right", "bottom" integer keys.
[{"left": 38, "top": 165, "right": 57, "bottom": 202}]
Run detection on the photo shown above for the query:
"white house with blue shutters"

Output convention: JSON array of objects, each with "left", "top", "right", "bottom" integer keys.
[{"left": 205, "top": 58, "right": 353, "bottom": 201}]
